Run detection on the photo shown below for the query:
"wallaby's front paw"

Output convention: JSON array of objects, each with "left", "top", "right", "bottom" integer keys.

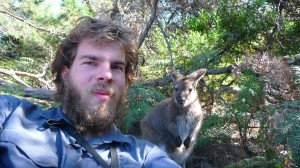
[
  {"left": 184, "top": 136, "right": 191, "bottom": 148},
  {"left": 175, "top": 136, "right": 182, "bottom": 147}
]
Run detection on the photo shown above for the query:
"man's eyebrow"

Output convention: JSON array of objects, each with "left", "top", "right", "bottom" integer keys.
[
  {"left": 80, "top": 55, "right": 98, "bottom": 60},
  {"left": 80, "top": 55, "right": 127, "bottom": 65},
  {"left": 113, "top": 60, "right": 126, "bottom": 65}
]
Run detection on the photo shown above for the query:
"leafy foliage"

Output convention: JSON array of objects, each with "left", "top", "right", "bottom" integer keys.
[
  {"left": 0, "top": 0, "right": 92, "bottom": 88},
  {"left": 195, "top": 110, "right": 234, "bottom": 151},
  {"left": 274, "top": 102, "right": 300, "bottom": 166},
  {"left": 228, "top": 70, "right": 265, "bottom": 146},
  {"left": 225, "top": 156, "right": 284, "bottom": 168},
  {"left": 123, "top": 83, "right": 166, "bottom": 134}
]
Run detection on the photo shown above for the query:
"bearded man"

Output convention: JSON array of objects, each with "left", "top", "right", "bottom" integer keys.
[{"left": 0, "top": 17, "right": 180, "bottom": 168}]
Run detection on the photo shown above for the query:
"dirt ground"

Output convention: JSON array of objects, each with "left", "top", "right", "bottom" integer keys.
[
  {"left": 186, "top": 137, "right": 270, "bottom": 168},
  {"left": 186, "top": 143, "right": 249, "bottom": 168}
]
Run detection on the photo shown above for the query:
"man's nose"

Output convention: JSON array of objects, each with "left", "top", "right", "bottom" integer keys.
[{"left": 95, "top": 63, "right": 112, "bottom": 81}]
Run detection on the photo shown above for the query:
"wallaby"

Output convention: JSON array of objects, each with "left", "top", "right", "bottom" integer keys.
[{"left": 140, "top": 68, "right": 206, "bottom": 168}]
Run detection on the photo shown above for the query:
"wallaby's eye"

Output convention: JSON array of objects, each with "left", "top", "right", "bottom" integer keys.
[
  {"left": 174, "top": 88, "right": 179, "bottom": 91},
  {"left": 189, "top": 88, "right": 193, "bottom": 92}
]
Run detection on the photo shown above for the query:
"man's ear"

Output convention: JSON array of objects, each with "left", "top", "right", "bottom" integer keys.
[{"left": 61, "top": 65, "right": 69, "bottom": 81}]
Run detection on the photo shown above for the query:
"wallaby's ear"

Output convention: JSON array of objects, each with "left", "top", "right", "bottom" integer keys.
[
  {"left": 189, "top": 68, "right": 206, "bottom": 82},
  {"left": 170, "top": 70, "right": 183, "bottom": 80}
]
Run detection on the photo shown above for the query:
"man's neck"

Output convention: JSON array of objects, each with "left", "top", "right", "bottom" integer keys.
[{"left": 82, "top": 125, "right": 113, "bottom": 140}]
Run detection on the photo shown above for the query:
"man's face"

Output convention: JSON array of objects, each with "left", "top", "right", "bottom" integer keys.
[{"left": 61, "top": 39, "right": 126, "bottom": 133}]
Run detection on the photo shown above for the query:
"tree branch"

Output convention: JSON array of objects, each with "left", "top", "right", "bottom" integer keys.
[
  {"left": 156, "top": 18, "right": 174, "bottom": 70},
  {"left": 199, "top": 80, "right": 226, "bottom": 104},
  {"left": 0, "top": 68, "right": 31, "bottom": 88},
  {"left": 0, "top": 68, "right": 51, "bottom": 88},
  {"left": 144, "top": 66, "right": 235, "bottom": 87},
  {"left": 206, "top": 65, "right": 233, "bottom": 75},
  {"left": 83, "top": 0, "right": 95, "bottom": 15},
  {"left": 0, "top": 10, "right": 65, "bottom": 37},
  {"left": 137, "top": 0, "right": 158, "bottom": 48}
]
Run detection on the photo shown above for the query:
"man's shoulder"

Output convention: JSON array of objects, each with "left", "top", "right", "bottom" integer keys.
[
  {"left": 0, "top": 94, "right": 23, "bottom": 127},
  {"left": 124, "top": 134, "right": 155, "bottom": 147},
  {"left": 0, "top": 95, "right": 60, "bottom": 167},
  {"left": 0, "top": 94, "right": 60, "bottom": 115},
  {"left": 0, "top": 94, "right": 21, "bottom": 106},
  {"left": 0, "top": 94, "right": 62, "bottom": 129},
  {"left": 0, "top": 94, "right": 42, "bottom": 112}
]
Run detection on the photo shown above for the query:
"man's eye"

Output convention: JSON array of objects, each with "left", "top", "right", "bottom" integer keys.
[
  {"left": 112, "top": 65, "right": 124, "bottom": 71},
  {"left": 84, "top": 62, "right": 96, "bottom": 66}
]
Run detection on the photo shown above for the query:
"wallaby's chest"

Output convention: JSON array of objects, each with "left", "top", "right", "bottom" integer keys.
[{"left": 175, "top": 114, "right": 196, "bottom": 140}]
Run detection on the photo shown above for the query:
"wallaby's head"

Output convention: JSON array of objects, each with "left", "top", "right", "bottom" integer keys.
[{"left": 170, "top": 69, "right": 206, "bottom": 107}]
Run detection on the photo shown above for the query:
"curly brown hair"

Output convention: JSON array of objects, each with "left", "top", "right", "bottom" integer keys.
[{"left": 51, "top": 16, "right": 139, "bottom": 102}]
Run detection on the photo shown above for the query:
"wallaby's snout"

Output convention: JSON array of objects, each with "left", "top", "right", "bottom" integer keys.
[
  {"left": 175, "top": 95, "right": 186, "bottom": 106},
  {"left": 174, "top": 82, "right": 195, "bottom": 107}
]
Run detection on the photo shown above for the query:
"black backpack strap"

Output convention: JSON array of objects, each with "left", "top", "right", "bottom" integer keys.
[
  {"left": 43, "top": 119, "right": 118, "bottom": 168},
  {"left": 110, "top": 142, "right": 118, "bottom": 168}
]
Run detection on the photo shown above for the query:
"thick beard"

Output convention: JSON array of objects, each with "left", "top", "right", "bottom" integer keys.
[{"left": 62, "top": 78, "right": 125, "bottom": 135}]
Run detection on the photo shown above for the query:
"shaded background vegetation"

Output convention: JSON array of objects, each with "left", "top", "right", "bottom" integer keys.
[{"left": 0, "top": 0, "right": 299, "bottom": 167}]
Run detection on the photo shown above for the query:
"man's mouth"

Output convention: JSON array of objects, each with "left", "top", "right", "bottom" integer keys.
[{"left": 93, "top": 89, "right": 111, "bottom": 101}]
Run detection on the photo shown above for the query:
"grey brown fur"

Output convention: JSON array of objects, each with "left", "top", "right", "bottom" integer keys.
[{"left": 140, "top": 68, "right": 206, "bottom": 167}]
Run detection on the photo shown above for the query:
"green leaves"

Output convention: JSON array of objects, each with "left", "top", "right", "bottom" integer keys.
[
  {"left": 123, "top": 83, "right": 166, "bottom": 134},
  {"left": 186, "top": 10, "right": 214, "bottom": 34},
  {"left": 275, "top": 100, "right": 300, "bottom": 166},
  {"left": 0, "top": 0, "right": 95, "bottom": 88}
]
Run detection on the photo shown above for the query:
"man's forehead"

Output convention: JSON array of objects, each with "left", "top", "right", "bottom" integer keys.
[
  {"left": 80, "top": 38, "right": 123, "bottom": 48},
  {"left": 75, "top": 39, "right": 126, "bottom": 64}
]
